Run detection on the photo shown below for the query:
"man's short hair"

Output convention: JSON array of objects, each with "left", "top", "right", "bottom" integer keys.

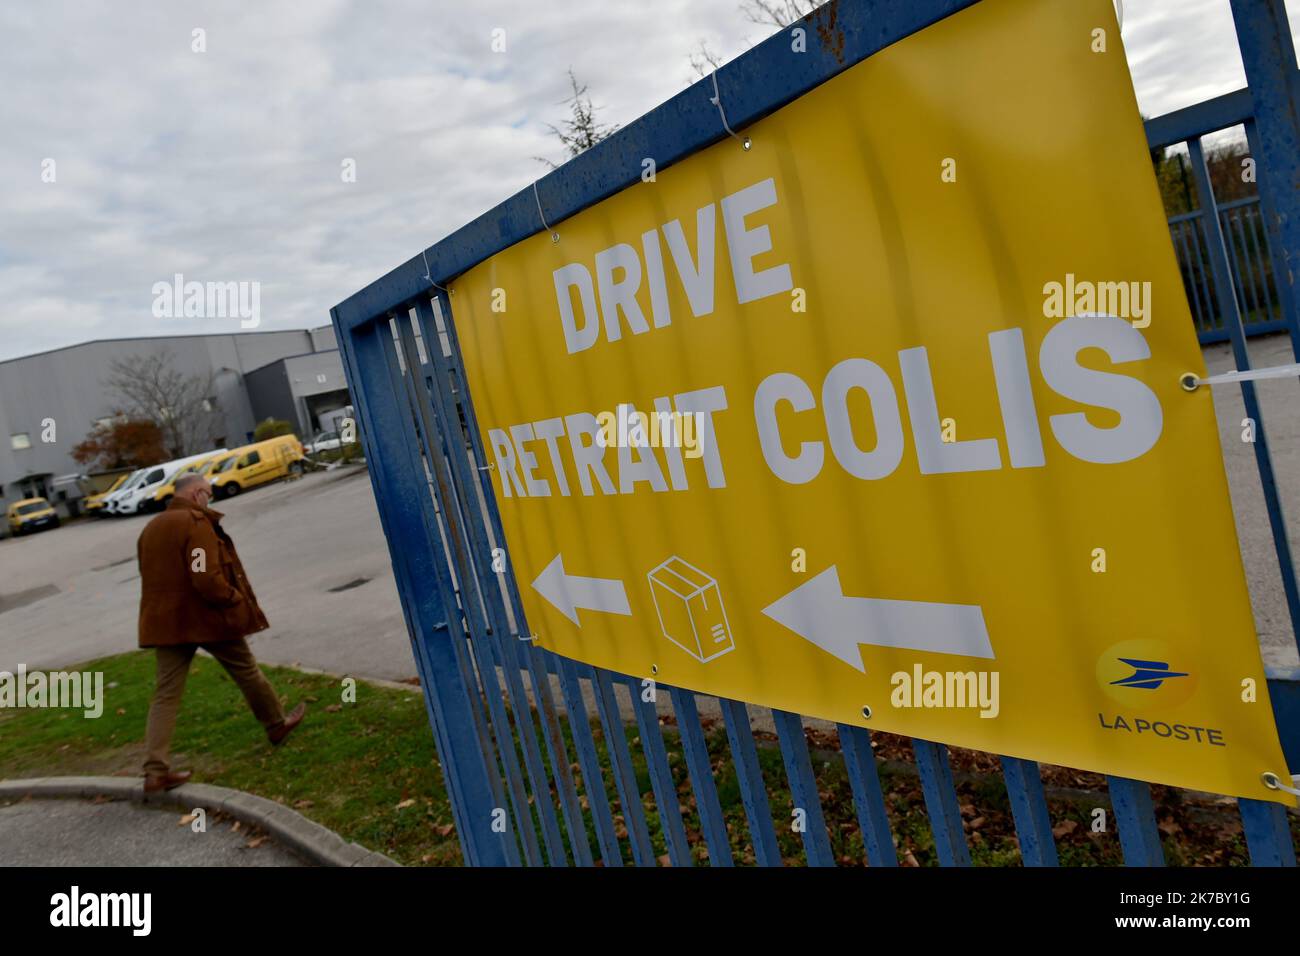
[{"left": 175, "top": 474, "right": 206, "bottom": 495}]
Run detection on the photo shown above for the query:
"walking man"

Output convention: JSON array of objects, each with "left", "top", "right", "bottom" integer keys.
[{"left": 137, "top": 473, "right": 305, "bottom": 792}]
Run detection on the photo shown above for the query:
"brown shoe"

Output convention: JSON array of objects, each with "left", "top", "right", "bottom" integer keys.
[
  {"left": 143, "top": 770, "right": 192, "bottom": 793},
  {"left": 268, "top": 703, "right": 306, "bottom": 745}
]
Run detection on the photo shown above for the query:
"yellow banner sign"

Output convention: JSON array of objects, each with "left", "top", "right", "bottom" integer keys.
[{"left": 451, "top": 0, "right": 1292, "bottom": 803}]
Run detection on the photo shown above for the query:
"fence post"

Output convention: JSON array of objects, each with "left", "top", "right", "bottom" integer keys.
[
  {"left": 1187, "top": 137, "right": 1300, "bottom": 649},
  {"left": 1239, "top": 798, "right": 1297, "bottom": 865},
  {"left": 1107, "top": 777, "right": 1165, "bottom": 866},
  {"left": 332, "top": 311, "right": 516, "bottom": 866},
  {"left": 1230, "top": 0, "right": 1300, "bottom": 357}
]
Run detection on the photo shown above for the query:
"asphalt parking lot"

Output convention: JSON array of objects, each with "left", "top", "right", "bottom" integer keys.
[
  {"left": 3, "top": 333, "right": 1300, "bottom": 683},
  {"left": 0, "top": 467, "right": 419, "bottom": 682},
  {"left": 1204, "top": 333, "right": 1300, "bottom": 670}
]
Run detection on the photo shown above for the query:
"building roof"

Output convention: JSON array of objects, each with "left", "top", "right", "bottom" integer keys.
[
  {"left": 242, "top": 347, "right": 341, "bottom": 376},
  {"left": 0, "top": 325, "right": 334, "bottom": 367}
]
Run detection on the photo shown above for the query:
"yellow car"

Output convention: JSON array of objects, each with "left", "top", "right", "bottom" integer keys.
[
  {"left": 211, "top": 435, "right": 305, "bottom": 500},
  {"left": 150, "top": 451, "right": 237, "bottom": 511},
  {"left": 84, "top": 474, "right": 130, "bottom": 513},
  {"left": 7, "top": 497, "right": 60, "bottom": 536}
]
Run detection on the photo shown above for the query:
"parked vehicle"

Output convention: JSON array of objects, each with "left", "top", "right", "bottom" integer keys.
[
  {"left": 303, "top": 430, "right": 341, "bottom": 455},
  {"left": 84, "top": 473, "right": 130, "bottom": 514},
  {"left": 7, "top": 497, "right": 60, "bottom": 536},
  {"left": 108, "top": 450, "right": 224, "bottom": 515},
  {"left": 149, "top": 450, "right": 236, "bottom": 511},
  {"left": 211, "top": 434, "right": 305, "bottom": 499},
  {"left": 100, "top": 468, "right": 149, "bottom": 514}
]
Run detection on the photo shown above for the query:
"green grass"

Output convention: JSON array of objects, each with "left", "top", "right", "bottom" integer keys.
[
  {"left": 1, "top": 651, "right": 1288, "bottom": 866},
  {"left": 0, "top": 650, "right": 459, "bottom": 865}
]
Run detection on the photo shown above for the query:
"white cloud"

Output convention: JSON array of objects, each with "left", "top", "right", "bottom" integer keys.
[{"left": 0, "top": 0, "right": 1296, "bottom": 361}]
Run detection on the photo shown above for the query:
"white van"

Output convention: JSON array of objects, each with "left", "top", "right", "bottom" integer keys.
[
  {"left": 107, "top": 450, "right": 225, "bottom": 515},
  {"left": 101, "top": 468, "right": 148, "bottom": 514}
]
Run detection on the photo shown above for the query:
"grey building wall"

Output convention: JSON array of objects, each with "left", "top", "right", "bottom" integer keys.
[
  {"left": 309, "top": 325, "right": 337, "bottom": 353},
  {"left": 0, "top": 327, "right": 337, "bottom": 508},
  {"left": 243, "top": 350, "right": 348, "bottom": 438},
  {"left": 243, "top": 362, "right": 299, "bottom": 434}
]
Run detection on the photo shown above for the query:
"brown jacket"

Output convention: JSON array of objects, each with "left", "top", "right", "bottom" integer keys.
[{"left": 137, "top": 497, "right": 269, "bottom": 647}]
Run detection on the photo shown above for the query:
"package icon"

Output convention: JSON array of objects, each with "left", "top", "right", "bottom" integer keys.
[{"left": 647, "top": 556, "right": 735, "bottom": 663}]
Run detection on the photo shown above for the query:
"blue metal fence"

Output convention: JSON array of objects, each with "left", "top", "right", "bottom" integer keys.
[
  {"left": 1169, "top": 197, "right": 1289, "bottom": 343},
  {"left": 333, "top": 0, "right": 1300, "bottom": 866}
]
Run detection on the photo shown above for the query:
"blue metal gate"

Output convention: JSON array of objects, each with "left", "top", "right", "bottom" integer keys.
[{"left": 332, "top": 0, "right": 1300, "bottom": 866}]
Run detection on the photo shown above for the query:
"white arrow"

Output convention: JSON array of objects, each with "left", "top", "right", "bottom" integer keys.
[
  {"left": 761, "top": 565, "right": 993, "bottom": 672},
  {"left": 531, "top": 553, "right": 631, "bottom": 627}
]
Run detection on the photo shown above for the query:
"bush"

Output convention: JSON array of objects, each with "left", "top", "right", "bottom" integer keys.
[
  {"left": 317, "top": 441, "right": 364, "bottom": 464},
  {"left": 254, "top": 417, "right": 295, "bottom": 441}
]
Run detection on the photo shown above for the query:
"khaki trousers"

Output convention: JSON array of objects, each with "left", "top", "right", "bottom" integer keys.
[{"left": 143, "top": 638, "right": 286, "bottom": 777}]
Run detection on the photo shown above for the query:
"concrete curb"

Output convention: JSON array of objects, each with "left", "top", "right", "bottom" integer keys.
[
  {"left": 0, "top": 776, "right": 399, "bottom": 867},
  {"left": 266, "top": 660, "right": 422, "bottom": 694}
]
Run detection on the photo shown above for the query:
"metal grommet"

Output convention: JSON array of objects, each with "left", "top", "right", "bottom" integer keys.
[
  {"left": 651, "top": 664, "right": 659, "bottom": 676},
  {"left": 550, "top": 232, "right": 560, "bottom": 243},
  {"left": 742, "top": 137, "right": 752, "bottom": 151},
  {"left": 1261, "top": 771, "right": 1300, "bottom": 796},
  {"left": 1179, "top": 372, "right": 1199, "bottom": 392},
  {"left": 861, "top": 704, "right": 872, "bottom": 720}
]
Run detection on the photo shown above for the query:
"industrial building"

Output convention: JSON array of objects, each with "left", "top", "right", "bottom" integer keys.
[{"left": 0, "top": 326, "right": 348, "bottom": 515}]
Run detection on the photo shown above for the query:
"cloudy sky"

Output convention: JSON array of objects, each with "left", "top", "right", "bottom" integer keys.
[{"left": 0, "top": 0, "right": 1296, "bottom": 362}]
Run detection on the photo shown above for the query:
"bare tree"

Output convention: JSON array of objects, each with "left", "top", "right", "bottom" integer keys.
[
  {"left": 104, "top": 349, "right": 221, "bottom": 459},
  {"left": 687, "top": 1, "right": 824, "bottom": 79},
  {"left": 741, "top": 0, "right": 822, "bottom": 27},
  {"left": 535, "top": 69, "right": 619, "bottom": 169},
  {"left": 688, "top": 39, "right": 725, "bottom": 79}
]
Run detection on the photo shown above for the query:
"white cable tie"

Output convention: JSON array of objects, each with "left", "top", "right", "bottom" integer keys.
[
  {"left": 533, "top": 181, "right": 558, "bottom": 242},
  {"left": 1182, "top": 362, "right": 1300, "bottom": 391},
  {"left": 709, "top": 69, "right": 751, "bottom": 151},
  {"left": 421, "top": 249, "right": 450, "bottom": 295},
  {"left": 1261, "top": 771, "right": 1300, "bottom": 797}
]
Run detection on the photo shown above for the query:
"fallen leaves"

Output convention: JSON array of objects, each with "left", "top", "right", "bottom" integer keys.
[{"left": 1051, "top": 819, "right": 1079, "bottom": 838}]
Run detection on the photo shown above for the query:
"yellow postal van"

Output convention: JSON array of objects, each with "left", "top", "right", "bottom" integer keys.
[
  {"left": 210, "top": 435, "right": 305, "bottom": 500},
  {"left": 151, "top": 450, "right": 238, "bottom": 510},
  {"left": 84, "top": 474, "right": 129, "bottom": 513},
  {"left": 7, "top": 497, "right": 59, "bottom": 536}
]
